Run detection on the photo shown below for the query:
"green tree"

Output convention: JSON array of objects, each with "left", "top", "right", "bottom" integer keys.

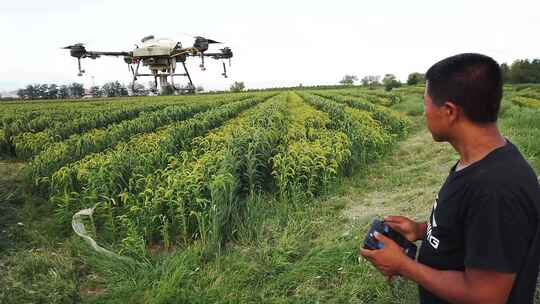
[
  {"left": 24, "top": 84, "right": 39, "bottom": 99},
  {"left": 500, "top": 63, "right": 510, "bottom": 83},
  {"left": 47, "top": 84, "right": 58, "bottom": 99},
  {"left": 17, "top": 89, "right": 26, "bottom": 99},
  {"left": 339, "top": 75, "right": 358, "bottom": 85},
  {"left": 38, "top": 84, "right": 48, "bottom": 99},
  {"left": 90, "top": 86, "right": 102, "bottom": 97},
  {"left": 506, "top": 59, "right": 540, "bottom": 83},
  {"left": 230, "top": 81, "right": 245, "bottom": 92},
  {"left": 360, "top": 75, "right": 381, "bottom": 89},
  {"left": 69, "top": 83, "right": 85, "bottom": 98},
  {"left": 406, "top": 72, "right": 425, "bottom": 85},
  {"left": 102, "top": 81, "right": 124, "bottom": 97},
  {"left": 58, "top": 85, "right": 70, "bottom": 99},
  {"left": 382, "top": 74, "right": 402, "bottom": 91}
]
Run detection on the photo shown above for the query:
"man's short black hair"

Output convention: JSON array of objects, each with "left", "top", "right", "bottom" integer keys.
[{"left": 425, "top": 53, "right": 503, "bottom": 124}]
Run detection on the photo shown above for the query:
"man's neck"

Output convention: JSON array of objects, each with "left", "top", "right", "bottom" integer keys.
[{"left": 449, "top": 123, "right": 507, "bottom": 171}]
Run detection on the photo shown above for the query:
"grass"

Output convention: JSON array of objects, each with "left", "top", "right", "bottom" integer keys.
[
  {"left": 0, "top": 160, "right": 25, "bottom": 253},
  {"left": 0, "top": 93, "right": 538, "bottom": 303},
  {"left": 0, "top": 160, "right": 84, "bottom": 304},
  {"left": 390, "top": 94, "right": 424, "bottom": 116}
]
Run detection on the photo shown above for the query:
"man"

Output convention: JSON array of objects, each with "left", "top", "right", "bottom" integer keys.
[{"left": 360, "top": 53, "right": 540, "bottom": 303}]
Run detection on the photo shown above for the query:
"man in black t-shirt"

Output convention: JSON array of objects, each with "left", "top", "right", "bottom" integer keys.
[{"left": 360, "top": 53, "right": 540, "bottom": 303}]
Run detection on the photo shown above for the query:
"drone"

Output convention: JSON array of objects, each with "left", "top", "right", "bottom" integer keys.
[{"left": 62, "top": 35, "right": 233, "bottom": 93}]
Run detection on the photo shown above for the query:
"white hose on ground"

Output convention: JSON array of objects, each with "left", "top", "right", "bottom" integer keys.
[{"left": 72, "top": 206, "right": 132, "bottom": 262}]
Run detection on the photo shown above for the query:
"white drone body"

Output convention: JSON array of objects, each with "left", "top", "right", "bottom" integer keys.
[{"left": 133, "top": 37, "right": 177, "bottom": 57}]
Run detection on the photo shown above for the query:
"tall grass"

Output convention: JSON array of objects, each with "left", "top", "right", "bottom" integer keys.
[{"left": 499, "top": 100, "right": 540, "bottom": 171}]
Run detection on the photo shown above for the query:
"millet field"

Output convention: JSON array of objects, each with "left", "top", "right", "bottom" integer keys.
[{"left": 0, "top": 85, "right": 539, "bottom": 303}]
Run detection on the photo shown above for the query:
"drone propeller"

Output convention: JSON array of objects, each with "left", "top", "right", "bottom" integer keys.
[
  {"left": 195, "top": 37, "right": 221, "bottom": 44},
  {"left": 193, "top": 36, "right": 224, "bottom": 55},
  {"left": 179, "top": 32, "right": 222, "bottom": 44},
  {"left": 61, "top": 43, "right": 85, "bottom": 50}
]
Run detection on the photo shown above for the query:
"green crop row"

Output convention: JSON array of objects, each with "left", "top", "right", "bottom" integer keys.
[
  {"left": 297, "top": 92, "right": 394, "bottom": 170},
  {"left": 49, "top": 94, "right": 274, "bottom": 212},
  {"left": 334, "top": 89, "right": 402, "bottom": 106},
  {"left": 26, "top": 95, "right": 251, "bottom": 191},
  {"left": 272, "top": 92, "right": 352, "bottom": 200},
  {"left": 313, "top": 92, "right": 411, "bottom": 136},
  {"left": 2, "top": 101, "right": 150, "bottom": 145},
  {"left": 0, "top": 95, "right": 195, "bottom": 124},
  {"left": 1, "top": 94, "right": 246, "bottom": 155},
  {"left": 392, "top": 86, "right": 426, "bottom": 96},
  {"left": 90, "top": 93, "right": 289, "bottom": 250},
  {"left": 512, "top": 96, "right": 540, "bottom": 109},
  {"left": 0, "top": 102, "right": 113, "bottom": 126},
  {"left": 11, "top": 103, "right": 171, "bottom": 158},
  {"left": 514, "top": 87, "right": 540, "bottom": 100}
]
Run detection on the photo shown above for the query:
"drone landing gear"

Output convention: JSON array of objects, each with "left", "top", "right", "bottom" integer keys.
[
  {"left": 221, "top": 62, "right": 228, "bottom": 78},
  {"left": 130, "top": 60, "right": 141, "bottom": 91},
  {"left": 181, "top": 62, "right": 195, "bottom": 93},
  {"left": 77, "top": 58, "right": 85, "bottom": 76},
  {"left": 199, "top": 54, "right": 206, "bottom": 71},
  {"left": 129, "top": 60, "right": 195, "bottom": 94}
]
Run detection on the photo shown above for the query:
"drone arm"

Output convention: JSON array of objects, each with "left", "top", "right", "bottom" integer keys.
[
  {"left": 171, "top": 47, "right": 200, "bottom": 58},
  {"left": 85, "top": 51, "right": 132, "bottom": 58},
  {"left": 203, "top": 52, "right": 233, "bottom": 59},
  {"left": 80, "top": 51, "right": 133, "bottom": 59}
]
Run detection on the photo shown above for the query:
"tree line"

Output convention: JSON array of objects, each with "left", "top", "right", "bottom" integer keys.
[
  {"left": 501, "top": 59, "right": 540, "bottom": 83},
  {"left": 10, "top": 81, "right": 212, "bottom": 101},
  {"left": 14, "top": 81, "right": 150, "bottom": 100},
  {"left": 339, "top": 74, "right": 410, "bottom": 91},
  {"left": 339, "top": 58, "right": 540, "bottom": 91},
  {"left": 16, "top": 83, "right": 85, "bottom": 100}
]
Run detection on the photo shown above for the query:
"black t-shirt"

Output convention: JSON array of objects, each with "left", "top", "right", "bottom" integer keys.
[{"left": 417, "top": 141, "right": 540, "bottom": 304}]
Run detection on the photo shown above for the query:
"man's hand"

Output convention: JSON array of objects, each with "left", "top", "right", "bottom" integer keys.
[
  {"left": 384, "top": 215, "right": 427, "bottom": 242},
  {"left": 359, "top": 231, "right": 409, "bottom": 279}
]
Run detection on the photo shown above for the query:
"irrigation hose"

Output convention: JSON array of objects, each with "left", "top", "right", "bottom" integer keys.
[{"left": 72, "top": 205, "right": 133, "bottom": 262}]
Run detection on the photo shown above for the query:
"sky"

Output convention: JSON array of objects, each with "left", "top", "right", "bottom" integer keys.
[{"left": 0, "top": 0, "right": 539, "bottom": 93}]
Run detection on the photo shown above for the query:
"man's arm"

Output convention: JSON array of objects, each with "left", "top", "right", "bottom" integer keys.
[
  {"left": 361, "top": 232, "right": 516, "bottom": 304},
  {"left": 400, "top": 257, "right": 515, "bottom": 304}
]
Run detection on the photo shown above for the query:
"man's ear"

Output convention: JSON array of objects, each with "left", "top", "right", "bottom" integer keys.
[{"left": 443, "top": 101, "right": 460, "bottom": 124}]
